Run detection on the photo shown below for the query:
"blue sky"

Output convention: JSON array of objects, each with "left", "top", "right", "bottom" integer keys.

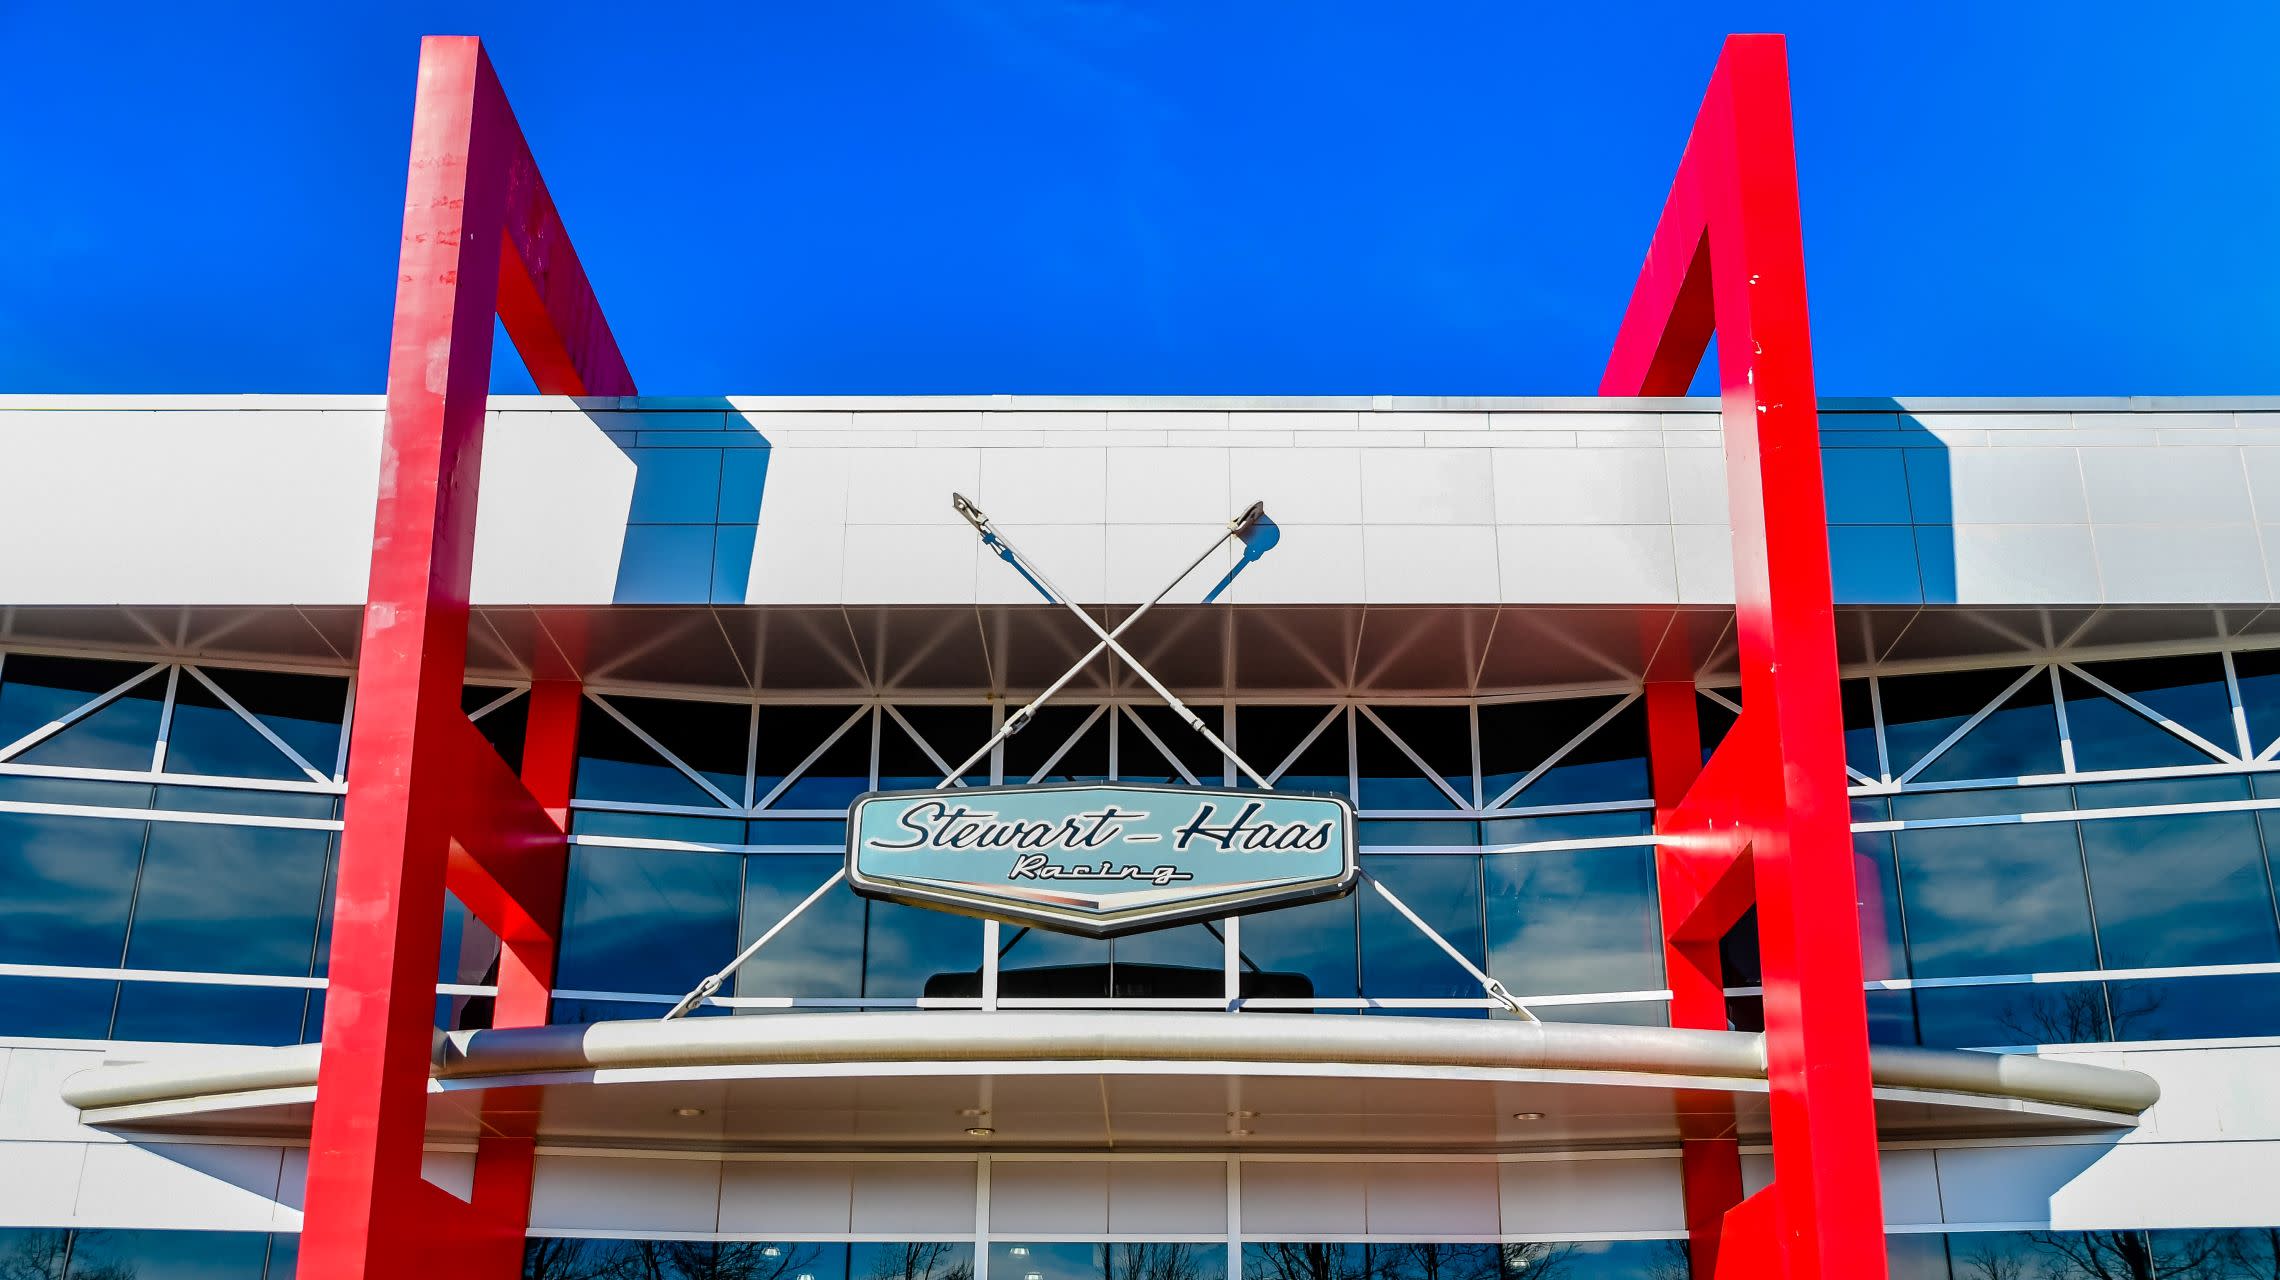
[{"left": 3, "top": 2, "right": 2275, "bottom": 396}]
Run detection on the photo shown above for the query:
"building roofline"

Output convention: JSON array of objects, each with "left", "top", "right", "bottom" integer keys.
[{"left": 2, "top": 393, "right": 2279, "bottom": 413}]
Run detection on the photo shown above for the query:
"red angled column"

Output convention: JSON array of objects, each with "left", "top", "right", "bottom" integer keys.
[
  {"left": 303, "top": 35, "right": 628, "bottom": 1279},
  {"left": 1606, "top": 35, "right": 1886, "bottom": 1280}
]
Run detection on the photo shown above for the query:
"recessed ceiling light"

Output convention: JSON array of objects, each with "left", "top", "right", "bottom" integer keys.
[
  {"left": 1229, "top": 1128, "right": 1254, "bottom": 1137},
  {"left": 966, "top": 1126, "right": 997, "bottom": 1137},
  {"left": 959, "top": 1107, "right": 989, "bottom": 1118},
  {"left": 1510, "top": 1111, "right": 1546, "bottom": 1121},
  {"left": 673, "top": 1107, "right": 705, "bottom": 1118},
  {"left": 1009, "top": 1249, "right": 1030, "bottom": 1257},
  {"left": 762, "top": 1248, "right": 782, "bottom": 1258}
]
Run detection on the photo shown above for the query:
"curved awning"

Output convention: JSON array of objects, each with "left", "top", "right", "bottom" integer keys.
[{"left": 63, "top": 1011, "right": 2158, "bottom": 1153}]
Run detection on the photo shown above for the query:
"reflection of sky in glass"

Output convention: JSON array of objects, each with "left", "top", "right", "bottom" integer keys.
[
  {"left": 56, "top": 1227, "right": 274, "bottom": 1279},
  {"left": 739, "top": 853, "right": 865, "bottom": 999},
  {"left": 1360, "top": 855, "right": 1483, "bottom": 998},
  {"left": 558, "top": 847, "right": 739, "bottom": 992},
  {"left": 1484, "top": 847, "right": 1660, "bottom": 996},
  {"left": 1238, "top": 892, "right": 1357, "bottom": 998},
  {"left": 126, "top": 824, "right": 328, "bottom": 975},
  {"left": 0, "top": 813, "right": 142, "bottom": 965},
  {"left": 1895, "top": 825, "right": 2096, "bottom": 978},
  {"left": 2079, "top": 811, "right": 2280, "bottom": 968}
]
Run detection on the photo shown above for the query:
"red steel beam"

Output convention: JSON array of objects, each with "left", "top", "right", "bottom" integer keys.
[
  {"left": 303, "top": 36, "right": 620, "bottom": 1279},
  {"left": 1607, "top": 34, "right": 1886, "bottom": 1280}
]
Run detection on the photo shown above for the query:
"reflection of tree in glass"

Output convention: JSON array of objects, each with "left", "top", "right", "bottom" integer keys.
[
  {"left": 1992, "top": 987, "right": 2121, "bottom": 1047},
  {"left": 1112, "top": 1243, "right": 1213, "bottom": 1280},
  {"left": 1639, "top": 1239, "right": 1694, "bottom": 1280},
  {"left": 0, "top": 1230, "right": 102, "bottom": 1280},
  {"left": 864, "top": 1243, "right": 974, "bottom": 1280},
  {"left": 1951, "top": 1240, "right": 2033, "bottom": 1280},
  {"left": 2022, "top": 1231, "right": 2160, "bottom": 1279},
  {"left": 523, "top": 1239, "right": 832, "bottom": 1280},
  {"left": 1368, "top": 1243, "right": 1504, "bottom": 1280},
  {"left": 1244, "top": 1243, "right": 1368, "bottom": 1280}
]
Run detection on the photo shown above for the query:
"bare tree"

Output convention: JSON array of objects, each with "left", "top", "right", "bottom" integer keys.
[
  {"left": 1952, "top": 1239, "right": 2033, "bottom": 1280},
  {"left": 1243, "top": 1243, "right": 1367, "bottom": 1280},
  {"left": 0, "top": 1231, "right": 80, "bottom": 1280},
  {"left": 863, "top": 1242, "right": 974, "bottom": 1280},
  {"left": 2024, "top": 1230, "right": 2158, "bottom": 1280}
]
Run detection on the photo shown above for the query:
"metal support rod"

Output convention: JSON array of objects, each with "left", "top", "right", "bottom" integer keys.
[
  {"left": 662, "top": 866, "right": 846, "bottom": 1020},
  {"left": 1360, "top": 868, "right": 1536, "bottom": 1020},
  {"left": 958, "top": 495, "right": 1274, "bottom": 789}
]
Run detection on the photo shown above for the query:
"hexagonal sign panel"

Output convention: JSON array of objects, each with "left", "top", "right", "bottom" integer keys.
[{"left": 847, "top": 781, "right": 1357, "bottom": 938}]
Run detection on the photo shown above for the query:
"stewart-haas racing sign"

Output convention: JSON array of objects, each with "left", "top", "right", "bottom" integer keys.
[{"left": 846, "top": 781, "right": 1357, "bottom": 938}]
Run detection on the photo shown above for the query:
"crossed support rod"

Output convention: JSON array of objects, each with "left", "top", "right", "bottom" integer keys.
[{"left": 665, "top": 496, "right": 1533, "bottom": 1022}]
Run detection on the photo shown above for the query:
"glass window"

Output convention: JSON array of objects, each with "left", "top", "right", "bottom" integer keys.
[
  {"left": 1479, "top": 697, "right": 1649, "bottom": 809},
  {"left": 1697, "top": 689, "right": 1739, "bottom": 762},
  {"left": 1843, "top": 679, "right": 1880, "bottom": 780},
  {"left": 1113, "top": 922, "right": 1226, "bottom": 998},
  {"left": 735, "top": 854, "right": 865, "bottom": 1001},
  {"left": 199, "top": 666, "right": 348, "bottom": 776},
  {"left": 2107, "top": 973, "right": 2280, "bottom": 1041},
  {"left": 1357, "top": 706, "right": 1472, "bottom": 809},
  {"left": 1242, "top": 1244, "right": 1369, "bottom": 1280},
  {"left": 1368, "top": 1244, "right": 1502, "bottom": 1280},
  {"left": 1000, "top": 924, "right": 1112, "bottom": 999},
  {"left": 574, "top": 698, "right": 731, "bottom": 809},
  {"left": 863, "top": 899, "right": 983, "bottom": 1000},
  {"left": 8, "top": 664, "right": 167, "bottom": 773},
  {"left": 61, "top": 1228, "right": 273, "bottom": 1278},
  {"left": 1914, "top": 981, "right": 2111, "bottom": 1049},
  {"left": 2147, "top": 1227, "right": 2279, "bottom": 1278},
  {"left": 1484, "top": 846, "right": 1661, "bottom": 997},
  {"left": 1880, "top": 667, "right": 2037, "bottom": 781},
  {"left": 463, "top": 685, "right": 527, "bottom": 771},
  {"left": 1889, "top": 786, "right": 2072, "bottom": 821},
  {"left": 2075, "top": 654, "right": 2238, "bottom": 761},
  {"left": 2234, "top": 646, "right": 2280, "bottom": 757},
  {"left": 524, "top": 1238, "right": 848, "bottom": 1280},
  {"left": 556, "top": 846, "right": 740, "bottom": 997},
  {"left": 1854, "top": 831, "right": 1911, "bottom": 982},
  {"left": 110, "top": 981, "right": 309, "bottom": 1047},
  {"left": 163, "top": 676, "right": 307, "bottom": 781},
  {"left": 265, "top": 1233, "right": 297, "bottom": 1279},
  {"left": 1909, "top": 673, "right": 2063, "bottom": 785},
  {"left": 880, "top": 706, "right": 991, "bottom": 791},
  {"left": 1893, "top": 824, "right": 2097, "bottom": 978},
  {"left": 996, "top": 1243, "right": 1227, "bottom": 1280},
  {"left": 125, "top": 824, "right": 329, "bottom": 976},
  {"left": 0, "top": 975, "right": 116, "bottom": 1040},
  {"left": 1480, "top": 811, "right": 1653, "bottom": 847},
  {"left": 852, "top": 1243, "right": 973, "bottom": 1280},
  {"left": 1002, "top": 704, "right": 1109, "bottom": 785},
  {"left": 1236, "top": 706, "right": 1347, "bottom": 798},
  {"left": 2059, "top": 670, "right": 2213, "bottom": 773},
  {"left": 571, "top": 811, "right": 743, "bottom": 844},
  {"left": 1119, "top": 704, "right": 1227, "bottom": 785},
  {"left": 1239, "top": 893, "right": 1357, "bottom": 1001},
  {"left": 0, "top": 813, "right": 144, "bottom": 966},
  {"left": 1939, "top": 1230, "right": 2159, "bottom": 1279},
  {"left": 760, "top": 705, "right": 871, "bottom": 809},
  {"left": 611, "top": 694, "right": 749, "bottom": 800},
  {"left": 1360, "top": 854, "right": 1485, "bottom": 1000},
  {"left": 2079, "top": 810, "right": 2280, "bottom": 969}
]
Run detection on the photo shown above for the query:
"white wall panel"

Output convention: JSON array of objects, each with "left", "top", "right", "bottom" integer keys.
[
  {"left": 1496, "top": 1156, "right": 1684, "bottom": 1236},
  {"left": 469, "top": 410, "right": 637, "bottom": 604},
  {"left": 2046, "top": 1140, "right": 2280, "bottom": 1229},
  {"left": 1933, "top": 1143, "right": 2110, "bottom": 1226},
  {"left": 1239, "top": 1161, "right": 1367, "bottom": 1235},
  {"left": 72, "top": 1141, "right": 285, "bottom": 1230},
  {"left": 1108, "top": 1162, "right": 1226, "bottom": 1235},
  {"left": 990, "top": 1161, "right": 1109, "bottom": 1234},
  {"left": 0, "top": 1139, "right": 87, "bottom": 1225},
  {"left": 1, "top": 1049, "right": 108, "bottom": 1143},
  {"left": 530, "top": 1154, "right": 723, "bottom": 1233},
  {"left": 850, "top": 1161, "right": 976, "bottom": 1234},
  {"left": 1364, "top": 1160, "right": 1500, "bottom": 1236},
  {"left": 719, "top": 1160, "right": 856, "bottom": 1233}
]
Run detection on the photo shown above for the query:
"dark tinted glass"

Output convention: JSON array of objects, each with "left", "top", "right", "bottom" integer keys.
[
  {"left": 125, "top": 824, "right": 329, "bottom": 975},
  {"left": 864, "top": 899, "right": 983, "bottom": 999},
  {"left": 0, "top": 655, "right": 158, "bottom": 754},
  {"left": 111, "top": 981, "right": 309, "bottom": 1046},
  {"left": 0, "top": 813, "right": 143, "bottom": 965},
  {"left": 2077, "top": 654, "right": 2238, "bottom": 758},
  {"left": 1238, "top": 892, "right": 1357, "bottom": 1000},
  {"left": 265, "top": 1233, "right": 297, "bottom": 1278},
  {"left": 1360, "top": 819, "right": 1480, "bottom": 848},
  {"left": 1242, "top": 1244, "right": 1368, "bottom": 1280},
  {"left": 1483, "top": 846, "right": 1661, "bottom": 996},
  {"left": 2234, "top": 647, "right": 2280, "bottom": 757},
  {"left": 1368, "top": 1243, "right": 1501, "bottom": 1280},
  {"left": 736, "top": 854, "right": 865, "bottom": 1000},
  {"left": 0, "top": 975, "right": 116, "bottom": 1039},
  {"left": 1889, "top": 786, "right": 2071, "bottom": 821},
  {"left": 1882, "top": 1234, "right": 1948, "bottom": 1280},
  {"left": 1357, "top": 706, "right": 1471, "bottom": 809},
  {"left": 2147, "top": 1227, "right": 2279, "bottom": 1278},
  {"left": 1938, "top": 1230, "right": 2158, "bottom": 1279},
  {"left": 612, "top": 694, "right": 749, "bottom": 799},
  {"left": 1914, "top": 981, "right": 2111, "bottom": 1049},
  {"left": 556, "top": 846, "right": 740, "bottom": 995},
  {"left": 1697, "top": 690, "right": 1739, "bottom": 762},
  {"left": 1893, "top": 824, "right": 2097, "bottom": 978},
  {"left": 1360, "top": 855, "right": 1485, "bottom": 1000},
  {"left": 992, "top": 1243, "right": 1107, "bottom": 1280},
  {"left": 1497, "top": 1240, "right": 1677, "bottom": 1279},
  {"left": 1843, "top": 679, "right": 1880, "bottom": 780},
  {"left": 2076, "top": 775, "right": 2249, "bottom": 810},
  {"left": 164, "top": 676, "right": 305, "bottom": 781},
  {"left": 525, "top": 1239, "right": 847, "bottom": 1280},
  {"left": 1879, "top": 667, "right": 2036, "bottom": 780},
  {"left": 2078, "top": 811, "right": 2280, "bottom": 968},
  {"left": 1853, "top": 830, "right": 1911, "bottom": 981},
  {"left": 1911, "top": 673, "right": 2063, "bottom": 784},
  {"left": 1481, "top": 698, "right": 1649, "bottom": 809},
  {"left": 1480, "top": 811, "right": 1653, "bottom": 847},
  {"left": 463, "top": 685, "right": 527, "bottom": 771},
  {"left": 850, "top": 1243, "right": 974, "bottom": 1280},
  {"left": 12, "top": 669, "right": 167, "bottom": 773},
  {"left": 574, "top": 698, "right": 729, "bottom": 808},
  {"left": 62, "top": 1228, "right": 272, "bottom": 1278},
  {"left": 153, "top": 786, "right": 334, "bottom": 820},
  {"left": 879, "top": 706, "right": 991, "bottom": 790},
  {"left": 570, "top": 811, "right": 743, "bottom": 844},
  {"left": 1236, "top": 706, "right": 1347, "bottom": 798},
  {"left": 0, "top": 1228, "right": 68, "bottom": 1280},
  {"left": 202, "top": 667, "right": 347, "bottom": 774},
  {"left": 761, "top": 706, "right": 871, "bottom": 809},
  {"left": 1001, "top": 924, "right": 1112, "bottom": 999},
  {"left": 2059, "top": 669, "right": 2212, "bottom": 772},
  {"left": 1120, "top": 704, "right": 1227, "bottom": 785},
  {"left": 1535, "top": 999, "right": 1668, "bottom": 1028},
  {"left": 1002, "top": 704, "right": 1110, "bottom": 785},
  {"left": 2107, "top": 973, "right": 2280, "bottom": 1041},
  {"left": 1112, "top": 922, "right": 1225, "bottom": 998}
]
